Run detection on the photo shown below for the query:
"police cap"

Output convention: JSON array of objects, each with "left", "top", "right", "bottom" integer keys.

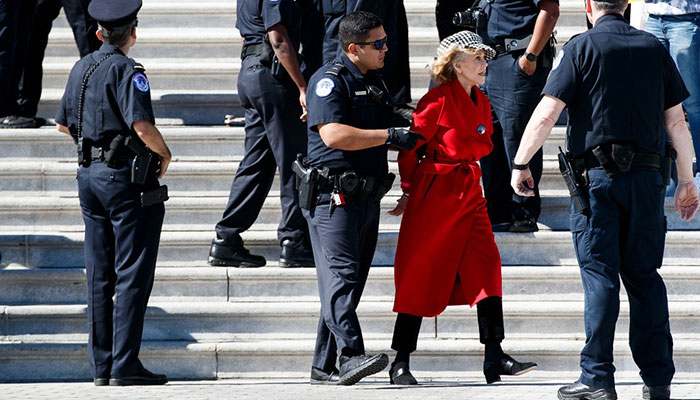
[{"left": 88, "top": 0, "right": 142, "bottom": 28}]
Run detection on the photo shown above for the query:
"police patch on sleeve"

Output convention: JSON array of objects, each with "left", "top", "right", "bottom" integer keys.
[
  {"left": 315, "top": 78, "right": 335, "bottom": 98},
  {"left": 552, "top": 49, "right": 564, "bottom": 71},
  {"left": 132, "top": 72, "right": 150, "bottom": 93}
]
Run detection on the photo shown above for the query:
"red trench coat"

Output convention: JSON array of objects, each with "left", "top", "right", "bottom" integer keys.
[{"left": 392, "top": 79, "right": 502, "bottom": 317}]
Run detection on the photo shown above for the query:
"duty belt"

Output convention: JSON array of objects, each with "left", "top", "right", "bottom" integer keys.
[
  {"left": 240, "top": 43, "right": 265, "bottom": 60},
  {"left": 575, "top": 152, "right": 662, "bottom": 172},
  {"left": 317, "top": 171, "right": 395, "bottom": 201}
]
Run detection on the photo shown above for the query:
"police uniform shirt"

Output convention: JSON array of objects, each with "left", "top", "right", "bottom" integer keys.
[
  {"left": 236, "top": 0, "right": 300, "bottom": 48},
  {"left": 306, "top": 52, "right": 393, "bottom": 177},
  {"left": 542, "top": 13, "right": 690, "bottom": 156},
  {"left": 56, "top": 44, "right": 155, "bottom": 146},
  {"left": 478, "top": 0, "right": 559, "bottom": 45}
]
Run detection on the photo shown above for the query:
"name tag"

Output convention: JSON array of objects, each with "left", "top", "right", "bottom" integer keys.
[{"left": 354, "top": 91, "right": 367, "bottom": 96}]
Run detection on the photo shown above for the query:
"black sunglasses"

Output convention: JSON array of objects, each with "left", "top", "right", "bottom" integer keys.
[{"left": 354, "top": 36, "right": 387, "bottom": 50}]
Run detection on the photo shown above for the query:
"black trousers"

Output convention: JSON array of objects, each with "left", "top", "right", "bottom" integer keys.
[
  {"left": 303, "top": 192, "right": 380, "bottom": 372},
  {"left": 215, "top": 55, "right": 308, "bottom": 248},
  {"left": 435, "top": 0, "right": 470, "bottom": 41},
  {"left": 78, "top": 160, "right": 164, "bottom": 378},
  {"left": 0, "top": 0, "right": 36, "bottom": 116},
  {"left": 480, "top": 52, "right": 550, "bottom": 223},
  {"left": 18, "top": 0, "right": 99, "bottom": 117},
  {"left": 391, "top": 296, "right": 505, "bottom": 353}
]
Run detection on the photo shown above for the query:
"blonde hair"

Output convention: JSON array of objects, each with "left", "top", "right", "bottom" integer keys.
[{"left": 430, "top": 45, "right": 481, "bottom": 84}]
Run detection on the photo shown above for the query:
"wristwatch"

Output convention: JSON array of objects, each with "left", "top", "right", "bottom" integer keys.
[
  {"left": 524, "top": 51, "right": 538, "bottom": 62},
  {"left": 512, "top": 161, "right": 529, "bottom": 170}
]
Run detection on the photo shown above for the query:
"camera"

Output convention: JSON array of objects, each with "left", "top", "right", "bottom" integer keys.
[{"left": 453, "top": 8, "right": 487, "bottom": 30}]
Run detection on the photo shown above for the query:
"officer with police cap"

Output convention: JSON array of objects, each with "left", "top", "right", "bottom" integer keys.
[
  {"left": 301, "top": 11, "right": 424, "bottom": 386},
  {"left": 472, "top": 0, "right": 559, "bottom": 232},
  {"left": 56, "top": 0, "right": 171, "bottom": 386},
  {"left": 208, "top": 0, "right": 313, "bottom": 268},
  {"left": 510, "top": 0, "right": 699, "bottom": 398}
]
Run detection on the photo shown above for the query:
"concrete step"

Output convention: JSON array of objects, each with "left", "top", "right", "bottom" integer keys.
[
  {"left": 3, "top": 298, "right": 700, "bottom": 342},
  {"left": 3, "top": 229, "right": 700, "bottom": 268},
  {"left": 4, "top": 265, "right": 699, "bottom": 305},
  {"left": 0, "top": 125, "right": 569, "bottom": 160},
  {"left": 2, "top": 337, "right": 699, "bottom": 382},
  {"left": 0, "top": 126, "right": 245, "bottom": 159},
  {"left": 36, "top": 89, "right": 238, "bottom": 126},
  {"left": 0, "top": 189, "right": 697, "bottom": 231},
  {"left": 45, "top": 0, "right": 588, "bottom": 58}
]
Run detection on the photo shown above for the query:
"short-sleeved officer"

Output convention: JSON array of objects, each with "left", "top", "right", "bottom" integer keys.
[
  {"left": 303, "top": 11, "right": 423, "bottom": 386},
  {"left": 56, "top": 0, "right": 172, "bottom": 386},
  {"left": 510, "top": 0, "right": 699, "bottom": 398},
  {"left": 208, "top": 0, "right": 313, "bottom": 268},
  {"left": 475, "top": 0, "right": 559, "bottom": 232}
]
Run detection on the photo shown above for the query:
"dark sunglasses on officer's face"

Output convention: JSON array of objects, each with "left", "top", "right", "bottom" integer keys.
[{"left": 355, "top": 36, "right": 388, "bottom": 50}]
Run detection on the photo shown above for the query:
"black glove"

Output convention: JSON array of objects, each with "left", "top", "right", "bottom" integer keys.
[{"left": 386, "top": 127, "right": 425, "bottom": 151}]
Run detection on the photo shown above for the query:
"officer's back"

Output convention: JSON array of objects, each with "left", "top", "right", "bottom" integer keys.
[{"left": 558, "top": 14, "right": 681, "bottom": 155}]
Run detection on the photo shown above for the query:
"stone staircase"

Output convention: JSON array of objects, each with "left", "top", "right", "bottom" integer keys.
[{"left": 2, "top": 0, "right": 700, "bottom": 383}]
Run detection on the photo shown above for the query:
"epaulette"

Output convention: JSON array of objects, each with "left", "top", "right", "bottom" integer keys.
[
  {"left": 325, "top": 62, "right": 345, "bottom": 76},
  {"left": 133, "top": 62, "right": 146, "bottom": 72}
]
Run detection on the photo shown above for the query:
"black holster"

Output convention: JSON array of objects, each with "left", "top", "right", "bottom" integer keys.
[
  {"left": 592, "top": 144, "right": 635, "bottom": 177},
  {"left": 292, "top": 154, "right": 318, "bottom": 210},
  {"left": 77, "top": 137, "right": 91, "bottom": 167},
  {"left": 661, "top": 141, "right": 676, "bottom": 186}
]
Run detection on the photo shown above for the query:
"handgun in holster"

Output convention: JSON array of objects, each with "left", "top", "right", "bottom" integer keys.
[
  {"left": 661, "top": 141, "right": 677, "bottom": 186},
  {"left": 558, "top": 147, "right": 590, "bottom": 214},
  {"left": 292, "top": 153, "right": 318, "bottom": 210},
  {"left": 102, "top": 134, "right": 127, "bottom": 168},
  {"left": 124, "top": 135, "right": 153, "bottom": 185}
]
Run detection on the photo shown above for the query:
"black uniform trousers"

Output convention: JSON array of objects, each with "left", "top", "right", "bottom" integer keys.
[
  {"left": 215, "top": 55, "right": 308, "bottom": 248},
  {"left": 480, "top": 51, "right": 549, "bottom": 224},
  {"left": 571, "top": 169, "right": 673, "bottom": 389},
  {"left": 77, "top": 160, "right": 164, "bottom": 379},
  {"left": 0, "top": 0, "right": 36, "bottom": 117},
  {"left": 19, "top": 0, "right": 99, "bottom": 117},
  {"left": 303, "top": 191, "right": 380, "bottom": 372},
  {"left": 391, "top": 296, "right": 505, "bottom": 353}
]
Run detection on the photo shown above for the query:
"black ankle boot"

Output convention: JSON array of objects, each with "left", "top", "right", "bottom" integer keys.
[{"left": 483, "top": 353, "right": 538, "bottom": 384}]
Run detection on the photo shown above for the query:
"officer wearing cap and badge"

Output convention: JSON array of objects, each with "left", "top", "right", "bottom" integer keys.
[
  {"left": 56, "top": 0, "right": 172, "bottom": 386},
  {"left": 462, "top": 0, "right": 559, "bottom": 232},
  {"left": 510, "top": 0, "right": 699, "bottom": 398},
  {"left": 300, "top": 11, "right": 424, "bottom": 386},
  {"left": 207, "top": 0, "right": 314, "bottom": 268}
]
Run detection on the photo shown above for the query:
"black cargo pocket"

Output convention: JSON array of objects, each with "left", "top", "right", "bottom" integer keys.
[{"left": 570, "top": 212, "right": 590, "bottom": 267}]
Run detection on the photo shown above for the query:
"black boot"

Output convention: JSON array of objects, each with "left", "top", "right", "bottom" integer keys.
[
  {"left": 478, "top": 297, "right": 537, "bottom": 383},
  {"left": 279, "top": 239, "right": 314, "bottom": 267}
]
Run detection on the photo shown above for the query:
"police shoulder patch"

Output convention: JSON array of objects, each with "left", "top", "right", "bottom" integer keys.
[
  {"left": 315, "top": 78, "right": 335, "bottom": 98},
  {"left": 132, "top": 72, "right": 150, "bottom": 93},
  {"left": 552, "top": 49, "right": 564, "bottom": 71}
]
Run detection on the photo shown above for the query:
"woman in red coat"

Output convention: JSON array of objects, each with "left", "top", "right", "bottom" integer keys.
[{"left": 387, "top": 31, "right": 536, "bottom": 385}]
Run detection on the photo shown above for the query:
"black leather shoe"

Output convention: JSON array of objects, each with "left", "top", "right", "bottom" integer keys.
[
  {"left": 389, "top": 361, "right": 417, "bottom": 385},
  {"left": 310, "top": 367, "right": 339, "bottom": 385},
  {"left": 557, "top": 381, "right": 617, "bottom": 400},
  {"left": 338, "top": 353, "right": 389, "bottom": 386},
  {"left": 94, "top": 378, "right": 109, "bottom": 386},
  {"left": 643, "top": 385, "right": 670, "bottom": 400},
  {"left": 109, "top": 368, "right": 168, "bottom": 386},
  {"left": 483, "top": 353, "right": 537, "bottom": 384},
  {"left": 208, "top": 238, "right": 266, "bottom": 267},
  {"left": 509, "top": 216, "right": 538, "bottom": 232},
  {"left": 0, "top": 115, "right": 45, "bottom": 129},
  {"left": 279, "top": 239, "right": 314, "bottom": 267}
]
